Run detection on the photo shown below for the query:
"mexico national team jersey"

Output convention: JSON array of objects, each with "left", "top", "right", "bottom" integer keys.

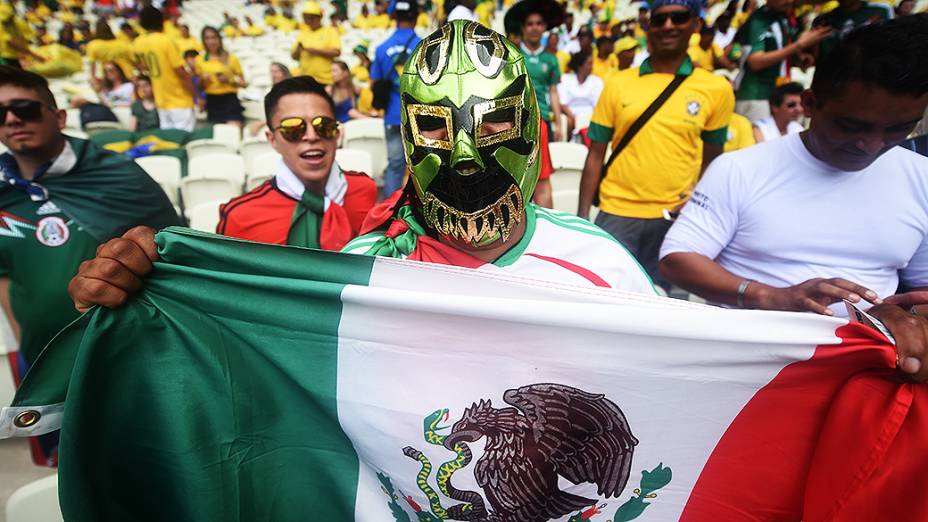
[
  {"left": 343, "top": 203, "right": 656, "bottom": 294},
  {"left": 0, "top": 137, "right": 180, "bottom": 364},
  {"left": 217, "top": 161, "right": 377, "bottom": 250}
]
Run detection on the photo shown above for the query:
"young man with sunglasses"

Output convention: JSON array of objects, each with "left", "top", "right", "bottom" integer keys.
[
  {"left": 0, "top": 66, "right": 180, "bottom": 370},
  {"left": 578, "top": 0, "right": 734, "bottom": 292},
  {"left": 660, "top": 17, "right": 928, "bottom": 366},
  {"left": 215, "top": 76, "right": 376, "bottom": 248},
  {"left": 751, "top": 81, "right": 804, "bottom": 143}
]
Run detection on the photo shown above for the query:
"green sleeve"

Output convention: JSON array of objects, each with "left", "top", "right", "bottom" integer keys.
[
  {"left": 701, "top": 127, "right": 729, "bottom": 145},
  {"left": 587, "top": 122, "right": 614, "bottom": 144}
]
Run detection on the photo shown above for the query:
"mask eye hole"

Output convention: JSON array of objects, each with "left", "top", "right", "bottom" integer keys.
[
  {"left": 407, "top": 104, "right": 453, "bottom": 150},
  {"left": 418, "top": 114, "right": 449, "bottom": 141},
  {"left": 478, "top": 107, "right": 515, "bottom": 137}
]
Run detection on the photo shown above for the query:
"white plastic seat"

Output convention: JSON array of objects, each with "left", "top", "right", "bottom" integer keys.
[
  {"left": 240, "top": 141, "right": 275, "bottom": 176},
  {"left": 5, "top": 475, "right": 62, "bottom": 522},
  {"left": 111, "top": 106, "right": 133, "bottom": 129},
  {"left": 335, "top": 148, "right": 374, "bottom": 177},
  {"left": 84, "top": 121, "right": 124, "bottom": 135},
  {"left": 245, "top": 151, "right": 279, "bottom": 190},
  {"left": 180, "top": 177, "right": 243, "bottom": 214},
  {"left": 64, "top": 108, "right": 81, "bottom": 129},
  {"left": 547, "top": 142, "right": 589, "bottom": 172},
  {"left": 212, "top": 123, "right": 243, "bottom": 150},
  {"left": 550, "top": 170, "right": 582, "bottom": 215},
  {"left": 136, "top": 155, "right": 183, "bottom": 206},
  {"left": 341, "top": 118, "right": 387, "bottom": 178},
  {"left": 187, "top": 153, "right": 246, "bottom": 183},
  {"left": 187, "top": 200, "right": 226, "bottom": 233},
  {"left": 185, "top": 140, "right": 236, "bottom": 160}
]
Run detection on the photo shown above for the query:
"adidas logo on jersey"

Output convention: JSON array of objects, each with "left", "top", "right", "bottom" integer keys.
[{"left": 36, "top": 201, "right": 61, "bottom": 216}]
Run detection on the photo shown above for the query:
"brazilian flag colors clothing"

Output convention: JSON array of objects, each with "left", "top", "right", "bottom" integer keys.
[
  {"left": 3, "top": 228, "right": 927, "bottom": 521},
  {"left": 0, "top": 137, "right": 181, "bottom": 363},
  {"left": 343, "top": 202, "right": 656, "bottom": 292}
]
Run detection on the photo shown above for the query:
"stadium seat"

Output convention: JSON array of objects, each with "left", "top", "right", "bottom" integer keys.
[
  {"left": 188, "top": 153, "right": 246, "bottom": 183},
  {"left": 186, "top": 140, "right": 235, "bottom": 160},
  {"left": 335, "top": 148, "right": 374, "bottom": 177},
  {"left": 84, "top": 121, "right": 124, "bottom": 136},
  {"left": 548, "top": 142, "right": 588, "bottom": 172},
  {"left": 342, "top": 118, "right": 387, "bottom": 181},
  {"left": 112, "top": 106, "right": 133, "bottom": 130},
  {"left": 246, "top": 151, "right": 279, "bottom": 190},
  {"left": 212, "top": 123, "right": 243, "bottom": 150},
  {"left": 136, "top": 155, "right": 183, "bottom": 207},
  {"left": 5, "top": 475, "right": 62, "bottom": 522},
  {"left": 180, "top": 177, "right": 243, "bottom": 215},
  {"left": 240, "top": 141, "right": 276, "bottom": 176},
  {"left": 550, "top": 170, "right": 582, "bottom": 215},
  {"left": 64, "top": 108, "right": 81, "bottom": 129},
  {"left": 241, "top": 100, "right": 265, "bottom": 121},
  {"left": 187, "top": 200, "right": 226, "bottom": 233}
]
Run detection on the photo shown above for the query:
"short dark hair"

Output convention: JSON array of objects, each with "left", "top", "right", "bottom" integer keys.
[
  {"left": 264, "top": 75, "right": 336, "bottom": 127},
  {"left": 595, "top": 36, "right": 614, "bottom": 48},
  {"left": 139, "top": 6, "right": 164, "bottom": 31},
  {"left": 769, "top": 81, "right": 804, "bottom": 106},
  {"left": 394, "top": 1, "right": 419, "bottom": 23},
  {"left": 183, "top": 49, "right": 199, "bottom": 59},
  {"left": 0, "top": 65, "right": 57, "bottom": 109},
  {"left": 811, "top": 14, "right": 928, "bottom": 103},
  {"left": 568, "top": 50, "right": 592, "bottom": 73}
]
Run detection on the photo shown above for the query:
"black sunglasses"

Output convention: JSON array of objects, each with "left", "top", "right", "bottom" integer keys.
[
  {"left": 650, "top": 10, "right": 694, "bottom": 26},
  {"left": 274, "top": 116, "right": 339, "bottom": 142},
  {"left": 0, "top": 100, "right": 46, "bottom": 125}
]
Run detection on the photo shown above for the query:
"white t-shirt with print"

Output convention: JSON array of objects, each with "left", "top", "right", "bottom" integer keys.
[
  {"left": 661, "top": 133, "right": 928, "bottom": 315},
  {"left": 557, "top": 73, "right": 604, "bottom": 126}
]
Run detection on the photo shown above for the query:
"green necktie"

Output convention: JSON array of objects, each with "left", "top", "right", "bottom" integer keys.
[{"left": 287, "top": 190, "right": 325, "bottom": 249}]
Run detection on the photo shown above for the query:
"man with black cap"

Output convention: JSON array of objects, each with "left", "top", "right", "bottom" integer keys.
[
  {"left": 578, "top": 0, "right": 734, "bottom": 292},
  {"left": 505, "top": 0, "right": 565, "bottom": 141},
  {"left": 371, "top": 0, "right": 421, "bottom": 197}
]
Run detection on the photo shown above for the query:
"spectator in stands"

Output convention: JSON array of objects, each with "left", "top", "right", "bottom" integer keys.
[
  {"left": 814, "top": 0, "right": 893, "bottom": 59},
  {"left": 897, "top": 0, "right": 915, "bottom": 16},
  {"left": 130, "top": 75, "right": 160, "bottom": 131},
  {"left": 247, "top": 63, "right": 292, "bottom": 137},
  {"left": 688, "top": 24, "right": 737, "bottom": 71},
  {"left": 223, "top": 17, "right": 243, "bottom": 38},
  {"left": 353, "top": 4, "right": 374, "bottom": 29},
  {"left": 371, "top": 0, "right": 421, "bottom": 196},
  {"left": 213, "top": 76, "right": 377, "bottom": 247},
  {"left": 176, "top": 23, "right": 203, "bottom": 53},
  {"left": 447, "top": 0, "right": 478, "bottom": 22},
  {"left": 77, "top": 61, "right": 135, "bottom": 109},
  {"left": 713, "top": 13, "right": 737, "bottom": 49},
  {"left": 195, "top": 26, "right": 246, "bottom": 127},
  {"left": 558, "top": 50, "right": 604, "bottom": 138},
  {"left": 118, "top": 22, "right": 138, "bottom": 43},
  {"left": 291, "top": 2, "right": 341, "bottom": 85},
  {"left": 752, "top": 81, "right": 803, "bottom": 142},
  {"left": 59, "top": 24, "right": 81, "bottom": 51},
  {"left": 184, "top": 50, "right": 206, "bottom": 111},
  {"left": 592, "top": 36, "right": 617, "bottom": 79},
  {"left": 579, "top": 0, "right": 734, "bottom": 291},
  {"left": 508, "top": 0, "right": 565, "bottom": 141},
  {"left": 0, "top": 66, "right": 179, "bottom": 373},
  {"left": 0, "top": 4, "right": 45, "bottom": 69},
  {"left": 370, "top": 1, "right": 393, "bottom": 28},
  {"left": 734, "top": 0, "right": 831, "bottom": 121},
  {"left": 351, "top": 44, "right": 372, "bottom": 83},
  {"left": 327, "top": 61, "right": 374, "bottom": 122},
  {"left": 724, "top": 112, "right": 756, "bottom": 152},
  {"left": 242, "top": 16, "right": 266, "bottom": 37},
  {"left": 615, "top": 36, "right": 640, "bottom": 70},
  {"left": 85, "top": 20, "right": 135, "bottom": 81},
  {"left": 660, "top": 16, "right": 928, "bottom": 324},
  {"left": 133, "top": 6, "right": 196, "bottom": 131}
]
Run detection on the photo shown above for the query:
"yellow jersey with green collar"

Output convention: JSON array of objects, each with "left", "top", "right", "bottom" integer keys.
[
  {"left": 589, "top": 56, "right": 734, "bottom": 219},
  {"left": 132, "top": 32, "right": 193, "bottom": 110}
]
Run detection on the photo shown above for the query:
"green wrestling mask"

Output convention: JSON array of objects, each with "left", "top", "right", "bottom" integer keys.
[{"left": 400, "top": 20, "right": 541, "bottom": 247}]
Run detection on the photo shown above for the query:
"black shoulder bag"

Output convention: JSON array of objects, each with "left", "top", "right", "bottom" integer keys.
[{"left": 593, "top": 74, "right": 688, "bottom": 207}]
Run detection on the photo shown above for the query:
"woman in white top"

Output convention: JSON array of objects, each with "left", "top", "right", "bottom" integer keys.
[
  {"left": 557, "top": 50, "right": 603, "bottom": 138},
  {"left": 93, "top": 62, "right": 135, "bottom": 107}
]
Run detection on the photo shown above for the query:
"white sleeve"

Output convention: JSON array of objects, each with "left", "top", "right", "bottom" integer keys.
[
  {"left": 900, "top": 233, "right": 928, "bottom": 288},
  {"left": 557, "top": 79, "right": 571, "bottom": 107},
  {"left": 659, "top": 154, "right": 744, "bottom": 261}
]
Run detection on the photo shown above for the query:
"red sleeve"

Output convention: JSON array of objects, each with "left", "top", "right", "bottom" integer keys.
[
  {"left": 538, "top": 121, "right": 553, "bottom": 181},
  {"left": 342, "top": 171, "right": 379, "bottom": 234},
  {"left": 217, "top": 181, "right": 295, "bottom": 245}
]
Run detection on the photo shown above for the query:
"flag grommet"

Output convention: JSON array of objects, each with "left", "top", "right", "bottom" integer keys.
[{"left": 13, "top": 410, "right": 40, "bottom": 428}]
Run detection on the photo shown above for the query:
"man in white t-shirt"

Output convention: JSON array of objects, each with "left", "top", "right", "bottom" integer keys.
[
  {"left": 659, "top": 16, "right": 928, "bottom": 380},
  {"left": 752, "top": 81, "right": 804, "bottom": 143}
]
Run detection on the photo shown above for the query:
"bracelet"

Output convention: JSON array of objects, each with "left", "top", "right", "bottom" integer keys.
[{"left": 736, "top": 279, "right": 754, "bottom": 309}]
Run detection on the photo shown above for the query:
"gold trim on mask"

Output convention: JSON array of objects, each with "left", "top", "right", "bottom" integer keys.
[
  {"left": 422, "top": 184, "right": 524, "bottom": 244},
  {"left": 407, "top": 104, "right": 454, "bottom": 150},
  {"left": 473, "top": 95, "right": 523, "bottom": 148},
  {"left": 417, "top": 24, "right": 452, "bottom": 85},
  {"left": 464, "top": 23, "right": 506, "bottom": 78}
]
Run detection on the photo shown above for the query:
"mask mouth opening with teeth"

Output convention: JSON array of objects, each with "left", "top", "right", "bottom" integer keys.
[{"left": 400, "top": 20, "right": 541, "bottom": 248}]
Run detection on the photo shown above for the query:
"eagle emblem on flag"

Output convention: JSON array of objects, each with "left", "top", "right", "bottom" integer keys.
[{"left": 390, "top": 383, "right": 671, "bottom": 522}]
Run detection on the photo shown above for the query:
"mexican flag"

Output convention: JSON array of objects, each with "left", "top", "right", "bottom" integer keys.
[{"left": 2, "top": 228, "right": 926, "bottom": 522}]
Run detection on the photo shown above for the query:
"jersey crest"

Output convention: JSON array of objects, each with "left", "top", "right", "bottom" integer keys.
[{"left": 35, "top": 216, "right": 70, "bottom": 247}]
